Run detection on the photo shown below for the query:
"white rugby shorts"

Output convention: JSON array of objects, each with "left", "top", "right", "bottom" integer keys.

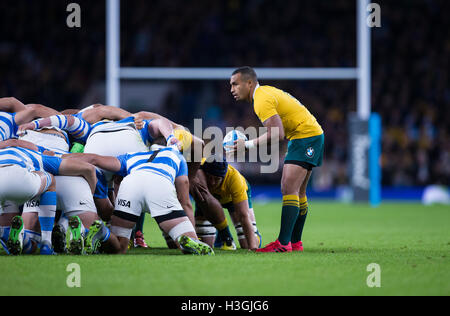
[
  {"left": 84, "top": 127, "right": 149, "bottom": 183},
  {"left": 0, "top": 165, "right": 42, "bottom": 205},
  {"left": 0, "top": 200, "right": 20, "bottom": 214},
  {"left": 19, "top": 130, "right": 69, "bottom": 153},
  {"left": 115, "top": 170, "right": 183, "bottom": 219},
  {"left": 22, "top": 176, "right": 96, "bottom": 215}
]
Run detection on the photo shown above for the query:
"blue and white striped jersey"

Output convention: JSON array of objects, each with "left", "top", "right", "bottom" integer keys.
[
  {"left": 89, "top": 116, "right": 155, "bottom": 146},
  {"left": 0, "top": 147, "right": 62, "bottom": 174},
  {"left": 34, "top": 115, "right": 154, "bottom": 146},
  {"left": 116, "top": 147, "right": 188, "bottom": 183},
  {"left": 0, "top": 111, "right": 18, "bottom": 141}
]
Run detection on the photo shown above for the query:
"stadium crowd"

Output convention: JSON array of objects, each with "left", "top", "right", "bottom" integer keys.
[{"left": 0, "top": 0, "right": 448, "bottom": 188}]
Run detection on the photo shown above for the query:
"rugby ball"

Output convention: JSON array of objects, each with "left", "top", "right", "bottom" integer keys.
[{"left": 223, "top": 130, "right": 248, "bottom": 152}]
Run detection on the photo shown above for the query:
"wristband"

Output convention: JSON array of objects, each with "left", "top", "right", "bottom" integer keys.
[
  {"left": 245, "top": 139, "right": 256, "bottom": 149},
  {"left": 166, "top": 134, "right": 175, "bottom": 143}
]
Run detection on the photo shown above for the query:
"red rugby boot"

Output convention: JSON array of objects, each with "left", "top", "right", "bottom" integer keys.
[
  {"left": 134, "top": 231, "right": 149, "bottom": 248},
  {"left": 256, "top": 239, "right": 292, "bottom": 253},
  {"left": 292, "top": 241, "right": 304, "bottom": 252}
]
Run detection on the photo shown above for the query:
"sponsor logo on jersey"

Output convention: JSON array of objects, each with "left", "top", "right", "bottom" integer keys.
[
  {"left": 118, "top": 199, "right": 131, "bottom": 208},
  {"left": 25, "top": 200, "right": 40, "bottom": 207}
]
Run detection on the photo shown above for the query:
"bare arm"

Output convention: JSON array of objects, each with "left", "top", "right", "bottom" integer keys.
[
  {"left": 255, "top": 114, "right": 285, "bottom": 145},
  {"left": 147, "top": 118, "right": 182, "bottom": 149},
  {"left": 11, "top": 103, "right": 61, "bottom": 126},
  {"left": 0, "top": 97, "right": 26, "bottom": 113},
  {"left": 147, "top": 118, "right": 175, "bottom": 140},
  {"left": 81, "top": 105, "right": 133, "bottom": 124},
  {"left": 62, "top": 153, "right": 122, "bottom": 174},
  {"left": 0, "top": 139, "right": 39, "bottom": 151},
  {"left": 58, "top": 159, "right": 98, "bottom": 194},
  {"left": 94, "top": 197, "right": 115, "bottom": 222},
  {"left": 233, "top": 200, "right": 258, "bottom": 250},
  {"left": 133, "top": 111, "right": 184, "bottom": 130},
  {"left": 175, "top": 175, "right": 195, "bottom": 226},
  {"left": 25, "top": 103, "right": 61, "bottom": 117},
  {"left": 227, "top": 114, "right": 285, "bottom": 152}
]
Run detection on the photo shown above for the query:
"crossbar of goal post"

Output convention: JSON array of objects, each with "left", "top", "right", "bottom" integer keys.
[{"left": 105, "top": 0, "right": 380, "bottom": 206}]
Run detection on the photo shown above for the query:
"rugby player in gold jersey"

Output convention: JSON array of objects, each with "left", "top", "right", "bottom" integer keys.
[{"left": 229, "top": 67, "right": 324, "bottom": 253}]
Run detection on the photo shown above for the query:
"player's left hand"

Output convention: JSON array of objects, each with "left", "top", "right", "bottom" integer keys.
[{"left": 225, "top": 139, "right": 246, "bottom": 153}]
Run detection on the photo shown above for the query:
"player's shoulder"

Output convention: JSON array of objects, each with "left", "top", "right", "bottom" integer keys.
[
  {"left": 254, "top": 85, "right": 283, "bottom": 104},
  {"left": 224, "top": 165, "right": 245, "bottom": 186},
  {"left": 255, "top": 85, "right": 282, "bottom": 96}
]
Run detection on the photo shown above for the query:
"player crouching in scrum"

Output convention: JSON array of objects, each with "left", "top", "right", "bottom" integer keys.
[
  {"left": 0, "top": 145, "right": 97, "bottom": 255},
  {"left": 195, "top": 156, "right": 261, "bottom": 251},
  {"left": 63, "top": 145, "right": 214, "bottom": 255}
]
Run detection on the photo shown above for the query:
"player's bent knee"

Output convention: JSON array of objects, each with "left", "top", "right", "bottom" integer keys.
[
  {"left": 154, "top": 210, "right": 195, "bottom": 242},
  {"left": 166, "top": 220, "right": 196, "bottom": 242},
  {"left": 110, "top": 225, "right": 133, "bottom": 239}
]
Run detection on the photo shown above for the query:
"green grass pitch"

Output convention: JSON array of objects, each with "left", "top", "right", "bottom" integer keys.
[{"left": 0, "top": 201, "right": 449, "bottom": 296}]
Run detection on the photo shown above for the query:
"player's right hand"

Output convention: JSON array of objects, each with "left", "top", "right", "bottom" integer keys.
[
  {"left": 133, "top": 113, "right": 145, "bottom": 130},
  {"left": 17, "top": 122, "right": 36, "bottom": 135}
]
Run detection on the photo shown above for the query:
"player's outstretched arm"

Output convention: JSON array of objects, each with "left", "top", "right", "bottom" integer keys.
[
  {"left": 233, "top": 200, "right": 258, "bottom": 251},
  {"left": 133, "top": 111, "right": 184, "bottom": 130},
  {"left": 58, "top": 159, "right": 98, "bottom": 194},
  {"left": 81, "top": 104, "right": 133, "bottom": 124},
  {"left": 15, "top": 104, "right": 62, "bottom": 126},
  {"left": 227, "top": 115, "right": 285, "bottom": 153},
  {"left": 175, "top": 175, "right": 195, "bottom": 226},
  {"left": 147, "top": 118, "right": 182, "bottom": 149},
  {"left": 62, "top": 153, "right": 122, "bottom": 174},
  {"left": 0, "top": 97, "right": 26, "bottom": 113},
  {"left": 0, "top": 139, "right": 39, "bottom": 151},
  {"left": 17, "top": 114, "right": 91, "bottom": 140}
]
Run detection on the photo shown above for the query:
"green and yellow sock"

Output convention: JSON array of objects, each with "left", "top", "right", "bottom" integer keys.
[
  {"left": 291, "top": 196, "right": 308, "bottom": 244},
  {"left": 215, "top": 218, "right": 233, "bottom": 241},
  {"left": 277, "top": 195, "right": 300, "bottom": 245}
]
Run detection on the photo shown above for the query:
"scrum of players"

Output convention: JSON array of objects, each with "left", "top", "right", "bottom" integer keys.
[{"left": 0, "top": 97, "right": 262, "bottom": 256}]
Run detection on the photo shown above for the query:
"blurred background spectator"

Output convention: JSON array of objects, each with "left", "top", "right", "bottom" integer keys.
[{"left": 0, "top": 0, "right": 448, "bottom": 188}]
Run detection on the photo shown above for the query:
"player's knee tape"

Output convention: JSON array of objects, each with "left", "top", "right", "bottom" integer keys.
[
  {"left": 111, "top": 225, "right": 133, "bottom": 239},
  {"left": 195, "top": 220, "right": 216, "bottom": 239},
  {"left": 64, "top": 209, "right": 96, "bottom": 217},
  {"left": 234, "top": 222, "right": 258, "bottom": 240},
  {"left": 234, "top": 223, "right": 245, "bottom": 240},
  {"left": 168, "top": 221, "right": 195, "bottom": 242},
  {"left": 41, "top": 172, "right": 53, "bottom": 193},
  {"left": 23, "top": 230, "right": 41, "bottom": 254}
]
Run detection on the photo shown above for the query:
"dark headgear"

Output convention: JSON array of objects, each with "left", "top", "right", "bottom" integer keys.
[{"left": 201, "top": 156, "right": 229, "bottom": 178}]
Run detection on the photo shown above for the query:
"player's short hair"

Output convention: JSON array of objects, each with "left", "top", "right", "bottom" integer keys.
[{"left": 232, "top": 66, "right": 258, "bottom": 82}]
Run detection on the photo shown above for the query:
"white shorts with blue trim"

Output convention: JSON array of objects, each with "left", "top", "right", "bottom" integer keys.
[
  {"left": 84, "top": 127, "right": 149, "bottom": 185},
  {"left": 115, "top": 170, "right": 182, "bottom": 219},
  {"left": 22, "top": 176, "right": 96, "bottom": 215},
  {"left": 0, "top": 165, "right": 42, "bottom": 208}
]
